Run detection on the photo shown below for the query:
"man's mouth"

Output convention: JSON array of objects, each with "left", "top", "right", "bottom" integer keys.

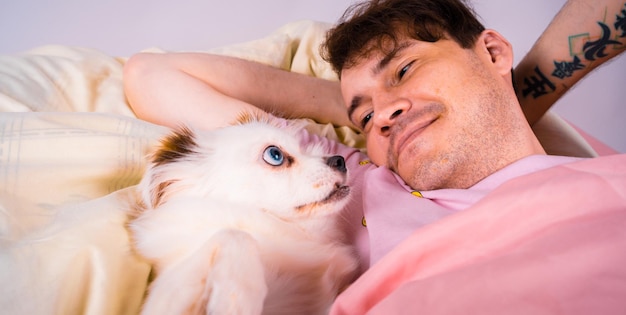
[{"left": 393, "top": 117, "right": 437, "bottom": 158}]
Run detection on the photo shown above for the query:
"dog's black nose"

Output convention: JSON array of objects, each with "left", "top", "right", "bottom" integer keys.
[{"left": 326, "top": 155, "right": 347, "bottom": 173}]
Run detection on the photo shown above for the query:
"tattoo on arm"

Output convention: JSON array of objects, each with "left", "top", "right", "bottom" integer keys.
[
  {"left": 552, "top": 55, "right": 584, "bottom": 79},
  {"left": 521, "top": 2, "right": 626, "bottom": 100},
  {"left": 616, "top": 4, "right": 626, "bottom": 37},
  {"left": 521, "top": 66, "right": 556, "bottom": 98},
  {"left": 582, "top": 22, "right": 622, "bottom": 60}
]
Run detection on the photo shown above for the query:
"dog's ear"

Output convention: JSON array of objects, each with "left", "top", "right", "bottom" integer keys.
[
  {"left": 152, "top": 126, "right": 198, "bottom": 166},
  {"left": 143, "top": 126, "right": 198, "bottom": 208}
]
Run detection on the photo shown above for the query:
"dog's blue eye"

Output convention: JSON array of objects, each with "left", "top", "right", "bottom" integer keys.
[{"left": 263, "top": 146, "right": 284, "bottom": 166}]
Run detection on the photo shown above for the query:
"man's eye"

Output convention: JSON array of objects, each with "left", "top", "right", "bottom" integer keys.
[
  {"left": 360, "top": 112, "right": 373, "bottom": 129},
  {"left": 398, "top": 61, "right": 414, "bottom": 79}
]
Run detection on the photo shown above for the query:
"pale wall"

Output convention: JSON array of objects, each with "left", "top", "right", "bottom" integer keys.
[{"left": 1, "top": 0, "right": 624, "bottom": 152}]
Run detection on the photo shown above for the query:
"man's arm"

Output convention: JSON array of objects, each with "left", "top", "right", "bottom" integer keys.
[
  {"left": 515, "top": 0, "right": 626, "bottom": 125},
  {"left": 123, "top": 52, "right": 352, "bottom": 130}
]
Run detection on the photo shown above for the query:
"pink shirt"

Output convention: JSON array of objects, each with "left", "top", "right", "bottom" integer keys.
[{"left": 332, "top": 153, "right": 626, "bottom": 314}]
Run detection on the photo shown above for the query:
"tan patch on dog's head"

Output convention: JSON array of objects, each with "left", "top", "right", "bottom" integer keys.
[
  {"left": 142, "top": 126, "right": 200, "bottom": 209},
  {"left": 234, "top": 111, "right": 272, "bottom": 126},
  {"left": 233, "top": 111, "right": 305, "bottom": 133},
  {"left": 152, "top": 126, "right": 198, "bottom": 166}
]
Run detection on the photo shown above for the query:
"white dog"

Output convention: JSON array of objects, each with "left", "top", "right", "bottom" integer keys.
[{"left": 128, "top": 113, "right": 358, "bottom": 315}]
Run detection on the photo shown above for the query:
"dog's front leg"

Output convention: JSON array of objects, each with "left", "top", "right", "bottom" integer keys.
[
  {"left": 140, "top": 229, "right": 267, "bottom": 315},
  {"left": 204, "top": 229, "right": 268, "bottom": 315}
]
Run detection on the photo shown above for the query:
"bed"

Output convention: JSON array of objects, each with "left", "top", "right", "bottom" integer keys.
[{"left": 1, "top": 20, "right": 624, "bottom": 314}]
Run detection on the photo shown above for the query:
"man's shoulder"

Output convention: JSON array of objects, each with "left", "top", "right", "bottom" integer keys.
[
  {"left": 493, "top": 153, "right": 626, "bottom": 203},
  {"left": 560, "top": 153, "right": 626, "bottom": 172}
]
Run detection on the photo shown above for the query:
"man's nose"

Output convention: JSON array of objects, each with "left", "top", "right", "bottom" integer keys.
[{"left": 373, "top": 98, "right": 409, "bottom": 136}]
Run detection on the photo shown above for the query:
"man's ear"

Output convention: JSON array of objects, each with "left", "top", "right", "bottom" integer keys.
[{"left": 477, "top": 29, "right": 514, "bottom": 77}]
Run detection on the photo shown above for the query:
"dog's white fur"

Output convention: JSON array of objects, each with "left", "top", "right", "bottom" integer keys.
[{"left": 129, "top": 114, "right": 358, "bottom": 315}]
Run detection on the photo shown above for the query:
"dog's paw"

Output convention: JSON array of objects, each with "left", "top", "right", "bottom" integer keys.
[
  {"left": 140, "top": 253, "right": 214, "bottom": 315},
  {"left": 204, "top": 229, "right": 268, "bottom": 315},
  {"left": 205, "top": 280, "right": 267, "bottom": 315},
  {"left": 140, "top": 229, "right": 266, "bottom": 315}
]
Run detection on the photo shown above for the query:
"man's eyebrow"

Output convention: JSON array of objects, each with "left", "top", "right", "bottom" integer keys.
[
  {"left": 347, "top": 95, "right": 362, "bottom": 119},
  {"left": 373, "top": 41, "right": 412, "bottom": 76}
]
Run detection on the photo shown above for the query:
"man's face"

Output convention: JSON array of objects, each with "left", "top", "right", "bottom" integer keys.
[{"left": 341, "top": 35, "right": 531, "bottom": 191}]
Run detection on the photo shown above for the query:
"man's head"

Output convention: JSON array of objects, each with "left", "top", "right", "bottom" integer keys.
[{"left": 323, "top": 0, "right": 545, "bottom": 191}]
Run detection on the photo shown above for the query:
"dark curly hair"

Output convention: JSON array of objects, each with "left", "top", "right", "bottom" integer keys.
[{"left": 322, "top": 0, "right": 486, "bottom": 75}]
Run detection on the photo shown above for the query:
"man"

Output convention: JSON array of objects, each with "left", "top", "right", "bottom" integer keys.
[
  {"left": 124, "top": 0, "right": 626, "bottom": 312},
  {"left": 319, "top": 0, "right": 626, "bottom": 313}
]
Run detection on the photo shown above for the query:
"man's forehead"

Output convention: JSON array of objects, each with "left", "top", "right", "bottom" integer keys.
[{"left": 342, "top": 38, "right": 416, "bottom": 78}]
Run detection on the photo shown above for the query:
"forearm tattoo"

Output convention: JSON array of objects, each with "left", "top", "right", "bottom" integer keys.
[{"left": 521, "top": 2, "right": 626, "bottom": 99}]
